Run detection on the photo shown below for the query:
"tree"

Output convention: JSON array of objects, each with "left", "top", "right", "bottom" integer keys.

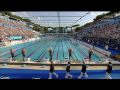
[
  {"left": 1, "top": 12, "right": 32, "bottom": 23},
  {"left": 58, "top": 27, "right": 64, "bottom": 33},
  {"left": 72, "top": 24, "right": 80, "bottom": 27},
  {"left": 93, "top": 13, "right": 106, "bottom": 21},
  {"left": 0, "top": 11, "right": 53, "bottom": 33},
  {"left": 75, "top": 27, "right": 81, "bottom": 32},
  {"left": 93, "top": 11, "right": 120, "bottom": 21},
  {"left": 75, "top": 11, "right": 120, "bottom": 32},
  {"left": 44, "top": 27, "right": 48, "bottom": 33},
  {"left": 1, "top": 11, "right": 12, "bottom": 16},
  {"left": 22, "top": 18, "right": 32, "bottom": 23},
  {"left": 32, "top": 24, "right": 47, "bottom": 33}
]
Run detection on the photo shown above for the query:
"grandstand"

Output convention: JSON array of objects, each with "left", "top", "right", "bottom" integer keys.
[
  {"left": 0, "top": 16, "right": 36, "bottom": 38},
  {"left": 0, "top": 14, "right": 39, "bottom": 47},
  {"left": 75, "top": 12, "right": 120, "bottom": 61},
  {"left": 0, "top": 11, "right": 120, "bottom": 79}
]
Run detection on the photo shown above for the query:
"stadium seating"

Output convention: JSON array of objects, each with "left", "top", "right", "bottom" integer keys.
[
  {"left": 0, "top": 15, "right": 36, "bottom": 42},
  {"left": 75, "top": 15, "right": 120, "bottom": 51}
]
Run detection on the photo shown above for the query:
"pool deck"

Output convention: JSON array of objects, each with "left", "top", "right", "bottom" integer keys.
[
  {"left": 0, "top": 60, "right": 120, "bottom": 70},
  {"left": 1, "top": 64, "right": 120, "bottom": 70},
  {"left": 0, "top": 59, "right": 120, "bottom": 79}
]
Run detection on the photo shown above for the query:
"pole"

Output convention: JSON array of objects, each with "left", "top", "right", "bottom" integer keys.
[{"left": 58, "top": 11, "right": 60, "bottom": 37}]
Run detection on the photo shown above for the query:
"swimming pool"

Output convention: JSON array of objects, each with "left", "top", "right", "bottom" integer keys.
[{"left": 0, "top": 37, "right": 101, "bottom": 61}]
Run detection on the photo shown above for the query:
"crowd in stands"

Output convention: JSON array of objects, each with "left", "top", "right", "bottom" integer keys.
[
  {"left": 75, "top": 15, "right": 120, "bottom": 51},
  {"left": 0, "top": 15, "right": 37, "bottom": 42}
]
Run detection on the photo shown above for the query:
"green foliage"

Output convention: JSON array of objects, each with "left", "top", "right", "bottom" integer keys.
[
  {"left": 93, "top": 13, "right": 105, "bottom": 21},
  {"left": 93, "top": 11, "right": 120, "bottom": 21},
  {"left": 72, "top": 24, "right": 80, "bottom": 27},
  {"left": 75, "top": 27, "right": 81, "bottom": 32},
  {"left": 32, "top": 24, "right": 48, "bottom": 33},
  {"left": 1, "top": 11, "right": 12, "bottom": 16},
  {"left": 44, "top": 27, "right": 48, "bottom": 33},
  {"left": 1, "top": 12, "right": 32, "bottom": 23},
  {"left": 1, "top": 11, "right": 47, "bottom": 33},
  {"left": 76, "top": 11, "right": 120, "bottom": 32}
]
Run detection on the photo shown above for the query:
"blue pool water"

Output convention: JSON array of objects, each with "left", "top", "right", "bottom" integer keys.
[{"left": 0, "top": 38, "right": 101, "bottom": 61}]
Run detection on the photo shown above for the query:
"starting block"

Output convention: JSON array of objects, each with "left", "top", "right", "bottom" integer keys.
[{"left": 24, "top": 58, "right": 31, "bottom": 63}]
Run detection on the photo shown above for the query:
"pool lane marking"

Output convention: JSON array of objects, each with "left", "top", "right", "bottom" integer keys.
[
  {"left": 59, "top": 39, "right": 64, "bottom": 61},
  {"left": 9, "top": 40, "right": 41, "bottom": 58},
  {"left": 46, "top": 38, "right": 58, "bottom": 60},
  {"left": 61, "top": 39, "right": 65, "bottom": 60},
  {"left": 36, "top": 38, "right": 55, "bottom": 60},
  {"left": 0, "top": 40, "right": 40, "bottom": 57},
  {"left": 80, "top": 41, "right": 101, "bottom": 60},
  {"left": 26, "top": 40, "right": 48, "bottom": 58},
  {"left": 52, "top": 38, "right": 59, "bottom": 59},
  {"left": 41, "top": 38, "right": 63, "bottom": 61},
  {"left": 36, "top": 41, "right": 51, "bottom": 61},
  {"left": 14, "top": 40, "right": 42, "bottom": 57},
  {"left": 63, "top": 39, "right": 72, "bottom": 59},
  {"left": 0, "top": 42, "right": 31, "bottom": 55},
  {"left": 71, "top": 42, "right": 88, "bottom": 59},
  {"left": 57, "top": 39, "right": 64, "bottom": 60},
  {"left": 65, "top": 39, "right": 78, "bottom": 60},
  {"left": 63, "top": 39, "right": 74, "bottom": 60},
  {"left": 68, "top": 42, "right": 85, "bottom": 60},
  {"left": 0, "top": 40, "right": 41, "bottom": 58},
  {"left": 78, "top": 41, "right": 91, "bottom": 57},
  {"left": 61, "top": 39, "right": 69, "bottom": 59},
  {"left": 0, "top": 46, "right": 29, "bottom": 58},
  {"left": 41, "top": 38, "right": 58, "bottom": 61},
  {"left": 0, "top": 47, "right": 22, "bottom": 57},
  {"left": 79, "top": 40, "right": 102, "bottom": 61},
  {"left": 0, "top": 40, "right": 39, "bottom": 53},
  {"left": 37, "top": 40, "right": 53, "bottom": 60},
  {"left": 79, "top": 41, "right": 101, "bottom": 60},
  {"left": 78, "top": 41, "right": 97, "bottom": 59},
  {"left": 28, "top": 39, "right": 51, "bottom": 60},
  {"left": 38, "top": 38, "right": 57, "bottom": 61},
  {"left": 29, "top": 40, "right": 52, "bottom": 60},
  {"left": 56, "top": 39, "right": 60, "bottom": 60},
  {"left": 65, "top": 40, "right": 79, "bottom": 61}
]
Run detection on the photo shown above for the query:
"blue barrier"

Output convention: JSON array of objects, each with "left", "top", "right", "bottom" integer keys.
[{"left": 0, "top": 68, "right": 120, "bottom": 79}]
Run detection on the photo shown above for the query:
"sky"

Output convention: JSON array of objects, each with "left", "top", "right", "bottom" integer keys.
[{"left": 12, "top": 11, "right": 109, "bottom": 27}]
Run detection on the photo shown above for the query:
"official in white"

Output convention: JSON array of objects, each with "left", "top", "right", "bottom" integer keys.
[
  {"left": 48, "top": 61, "right": 59, "bottom": 79},
  {"left": 78, "top": 61, "right": 88, "bottom": 79},
  {"left": 105, "top": 62, "right": 112, "bottom": 79},
  {"left": 65, "top": 61, "right": 73, "bottom": 79}
]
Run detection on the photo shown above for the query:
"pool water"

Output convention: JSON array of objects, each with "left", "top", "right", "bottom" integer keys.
[{"left": 0, "top": 37, "right": 101, "bottom": 61}]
